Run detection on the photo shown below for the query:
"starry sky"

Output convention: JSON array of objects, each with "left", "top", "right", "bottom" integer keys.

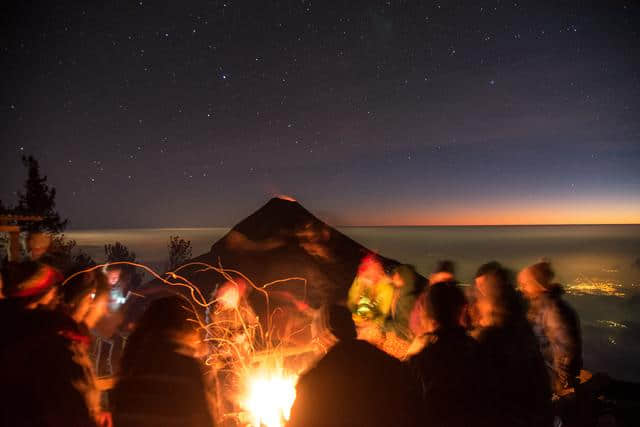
[{"left": 1, "top": 0, "right": 639, "bottom": 228}]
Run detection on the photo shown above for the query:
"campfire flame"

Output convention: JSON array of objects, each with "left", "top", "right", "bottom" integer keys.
[{"left": 242, "top": 368, "right": 298, "bottom": 427}]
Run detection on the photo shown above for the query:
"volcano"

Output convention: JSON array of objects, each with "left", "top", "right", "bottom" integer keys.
[{"left": 161, "top": 197, "right": 423, "bottom": 313}]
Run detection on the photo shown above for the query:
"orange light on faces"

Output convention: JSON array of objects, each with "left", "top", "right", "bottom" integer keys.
[
  {"left": 217, "top": 279, "right": 248, "bottom": 309},
  {"left": 357, "top": 254, "right": 385, "bottom": 284}
]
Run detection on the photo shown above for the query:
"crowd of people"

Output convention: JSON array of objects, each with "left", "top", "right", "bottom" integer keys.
[
  {"left": 293, "top": 260, "right": 583, "bottom": 427},
  {"left": 0, "top": 231, "right": 584, "bottom": 427}
]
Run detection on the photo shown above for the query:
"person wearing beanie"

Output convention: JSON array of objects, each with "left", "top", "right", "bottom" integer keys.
[
  {"left": 428, "top": 259, "right": 457, "bottom": 286},
  {"left": 0, "top": 261, "right": 64, "bottom": 348},
  {"left": 288, "top": 304, "right": 415, "bottom": 427},
  {"left": 518, "top": 262, "right": 582, "bottom": 395},
  {"left": 0, "top": 261, "right": 102, "bottom": 427},
  {"left": 1, "top": 260, "right": 61, "bottom": 308}
]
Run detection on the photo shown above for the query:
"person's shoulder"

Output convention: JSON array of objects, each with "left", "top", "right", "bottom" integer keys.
[
  {"left": 28, "top": 309, "right": 90, "bottom": 350},
  {"left": 547, "top": 295, "right": 580, "bottom": 330},
  {"left": 120, "top": 349, "right": 205, "bottom": 390},
  {"left": 295, "top": 353, "right": 334, "bottom": 390},
  {"left": 553, "top": 294, "right": 577, "bottom": 315},
  {"left": 317, "top": 339, "right": 372, "bottom": 364},
  {"left": 472, "top": 326, "right": 498, "bottom": 343},
  {"left": 532, "top": 293, "right": 556, "bottom": 315},
  {"left": 413, "top": 331, "right": 440, "bottom": 348},
  {"left": 295, "top": 365, "right": 316, "bottom": 390},
  {"left": 0, "top": 299, "right": 23, "bottom": 320},
  {"left": 37, "top": 308, "right": 81, "bottom": 333},
  {"left": 0, "top": 300, "right": 29, "bottom": 343},
  {"left": 543, "top": 292, "right": 570, "bottom": 317},
  {"left": 352, "top": 339, "right": 401, "bottom": 361},
  {"left": 433, "top": 328, "right": 479, "bottom": 358},
  {"left": 476, "top": 323, "right": 518, "bottom": 340},
  {"left": 315, "top": 339, "right": 401, "bottom": 374},
  {"left": 458, "top": 329, "right": 480, "bottom": 350},
  {"left": 409, "top": 333, "right": 441, "bottom": 361},
  {"left": 7, "top": 305, "right": 72, "bottom": 335},
  {"left": 152, "top": 344, "right": 202, "bottom": 368}
]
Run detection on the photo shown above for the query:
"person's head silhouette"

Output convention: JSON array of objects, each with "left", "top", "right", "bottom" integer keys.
[{"left": 328, "top": 304, "right": 357, "bottom": 341}]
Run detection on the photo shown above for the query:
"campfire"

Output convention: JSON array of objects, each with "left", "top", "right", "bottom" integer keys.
[
  {"left": 241, "top": 367, "right": 298, "bottom": 427},
  {"left": 183, "top": 266, "right": 316, "bottom": 426},
  {"left": 67, "top": 239, "right": 415, "bottom": 426}
]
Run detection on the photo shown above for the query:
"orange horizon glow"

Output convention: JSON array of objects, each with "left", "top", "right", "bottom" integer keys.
[
  {"left": 352, "top": 219, "right": 640, "bottom": 226},
  {"left": 336, "top": 200, "right": 640, "bottom": 226}
]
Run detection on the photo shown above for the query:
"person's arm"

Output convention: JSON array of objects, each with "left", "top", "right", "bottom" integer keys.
[
  {"left": 376, "top": 280, "right": 394, "bottom": 318},
  {"left": 42, "top": 334, "right": 100, "bottom": 426},
  {"left": 544, "top": 302, "right": 579, "bottom": 390}
]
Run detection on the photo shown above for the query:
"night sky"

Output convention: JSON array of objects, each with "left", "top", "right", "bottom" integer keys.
[{"left": 1, "top": 1, "right": 639, "bottom": 228}]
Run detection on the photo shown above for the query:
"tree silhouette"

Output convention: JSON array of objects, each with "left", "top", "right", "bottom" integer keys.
[
  {"left": 14, "top": 155, "right": 68, "bottom": 233},
  {"left": 49, "top": 234, "right": 96, "bottom": 272},
  {"left": 104, "top": 241, "right": 136, "bottom": 263},
  {"left": 167, "top": 235, "right": 192, "bottom": 270}
]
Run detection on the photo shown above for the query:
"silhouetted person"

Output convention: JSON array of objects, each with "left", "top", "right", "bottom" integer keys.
[
  {"left": 472, "top": 262, "right": 553, "bottom": 427},
  {"left": 58, "top": 270, "right": 113, "bottom": 425},
  {"left": 26, "top": 232, "right": 52, "bottom": 261},
  {"left": 94, "top": 264, "right": 130, "bottom": 376},
  {"left": 0, "top": 261, "right": 59, "bottom": 318},
  {"left": 0, "top": 261, "right": 100, "bottom": 427},
  {"left": 429, "top": 259, "right": 456, "bottom": 286},
  {"left": 518, "top": 262, "right": 582, "bottom": 395},
  {"left": 61, "top": 270, "right": 111, "bottom": 335},
  {"left": 112, "top": 296, "right": 215, "bottom": 427},
  {"left": 409, "top": 261, "right": 457, "bottom": 339},
  {"left": 288, "top": 304, "right": 414, "bottom": 427},
  {"left": 409, "top": 282, "right": 483, "bottom": 427},
  {"left": 386, "top": 264, "right": 422, "bottom": 341}
]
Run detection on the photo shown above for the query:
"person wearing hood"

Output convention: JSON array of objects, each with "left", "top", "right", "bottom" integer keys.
[{"left": 518, "top": 262, "right": 582, "bottom": 395}]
